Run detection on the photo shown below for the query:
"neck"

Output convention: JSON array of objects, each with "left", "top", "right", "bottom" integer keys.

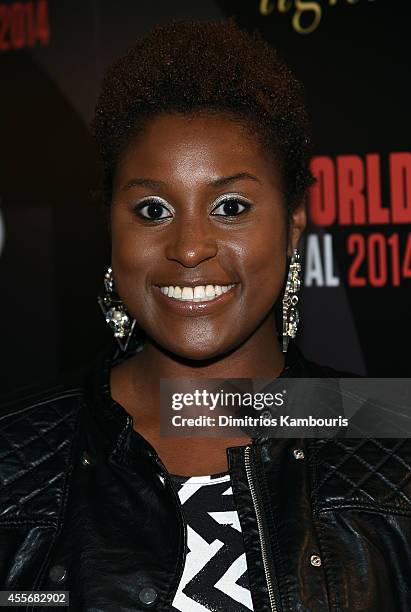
[{"left": 110, "top": 315, "right": 285, "bottom": 420}]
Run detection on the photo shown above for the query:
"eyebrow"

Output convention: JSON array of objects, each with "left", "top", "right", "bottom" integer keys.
[
  {"left": 121, "top": 178, "right": 165, "bottom": 191},
  {"left": 121, "top": 172, "right": 260, "bottom": 192},
  {"left": 210, "top": 172, "right": 260, "bottom": 187}
]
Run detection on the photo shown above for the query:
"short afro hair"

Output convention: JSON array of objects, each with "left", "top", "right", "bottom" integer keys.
[{"left": 92, "top": 19, "right": 314, "bottom": 212}]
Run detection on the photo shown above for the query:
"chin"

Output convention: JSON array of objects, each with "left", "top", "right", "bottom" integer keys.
[{"left": 156, "top": 336, "right": 232, "bottom": 362}]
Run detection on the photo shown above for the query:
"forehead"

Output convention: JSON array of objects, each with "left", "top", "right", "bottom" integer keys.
[{"left": 114, "top": 112, "right": 282, "bottom": 189}]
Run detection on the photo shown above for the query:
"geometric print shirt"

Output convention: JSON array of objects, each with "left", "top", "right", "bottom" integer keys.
[{"left": 169, "top": 472, "right": 254, "bottom": 611}]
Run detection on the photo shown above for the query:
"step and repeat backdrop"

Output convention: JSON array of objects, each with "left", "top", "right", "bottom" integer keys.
[{"left": 0, "top": 0, "right": 409, "bottom": 392}]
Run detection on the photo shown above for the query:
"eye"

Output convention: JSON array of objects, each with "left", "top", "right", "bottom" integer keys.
[
  {"left": 211, "top": 194, "right": 251, "bottom": 218},
  {"left": 134, "top": 196, "right": 173, "bottom": 221}
]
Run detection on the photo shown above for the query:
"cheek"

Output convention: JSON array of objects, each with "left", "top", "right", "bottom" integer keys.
[
  {"left": 113, "top": 238, "right": 154, "bottom": 276},
  {"left": 109, "top": 217, "right": 154, "bottom": 307},
  {"left": 239, "top": 217, "right": 288, "bottom": 297},
  {"left": 111, "top": 203, "right": 161, "bottom": 265}
]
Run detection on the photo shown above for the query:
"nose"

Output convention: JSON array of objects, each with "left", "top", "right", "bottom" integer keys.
[{"left": 164, "top": 218, "right": 218, "bottom": 267}]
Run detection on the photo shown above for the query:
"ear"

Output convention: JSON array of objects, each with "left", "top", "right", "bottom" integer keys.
[{"left": 287, "top": 199, "right": 306, "bottom": 258}]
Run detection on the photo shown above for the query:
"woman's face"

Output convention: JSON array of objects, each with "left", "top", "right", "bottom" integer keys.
[{"left": 111, "top": 112, "right": 306, "bottom": 359}]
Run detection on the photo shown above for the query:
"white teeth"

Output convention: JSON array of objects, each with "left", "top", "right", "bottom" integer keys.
[
  {"left": 194, "top": 286, "right": 206, "bottom": 299},
  {"left": 158, "top": 283, "right": 236, "bottom": 301},
  {"left": 181, "top": 287, "right": 194, "bottom": 300}
]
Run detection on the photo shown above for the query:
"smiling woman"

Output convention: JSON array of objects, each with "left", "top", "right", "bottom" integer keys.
[
  {"left": 1, "top": 17, "right": 411, "bottom": 612},
  {"left": 108, "top": 111, "right": 304, "bottom": 366}
]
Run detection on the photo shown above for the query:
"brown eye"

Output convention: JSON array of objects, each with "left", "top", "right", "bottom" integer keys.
[
  {"left": 211, "top": 196, "right": 251, "bottom": 217},
  {"left": 135, "top": 197, "right": 173, "bottom": 220}
]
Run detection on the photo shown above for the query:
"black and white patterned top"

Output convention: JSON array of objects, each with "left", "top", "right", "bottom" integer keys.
[{"left": 169, "top": 471, "right": 254, "bottom": 612}]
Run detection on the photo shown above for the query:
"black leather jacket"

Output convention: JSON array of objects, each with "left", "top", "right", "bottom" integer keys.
[{"left": 1, "top": 341, "right": 410, "bottom": 612}]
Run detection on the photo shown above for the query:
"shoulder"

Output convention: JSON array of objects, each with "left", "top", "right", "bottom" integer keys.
[
  {"left": 310, "top": 437, "right": 411, "bottom": 515},
  {"left": 0, "top": 368, "right": 90, "bottom": 478},
  {"left": 0, "top": 343, "right": 113, "bottom": 419},
  {"left": 289, "top": 341, "right": 362, "bottom": 378},
  {"left": 0, "top": 366, "right": 95, "bottom": 522},
  {"left": 0, "top": 371, "right": 86, "bottom": 424},
  {"left": 302, "top": 357, "right": 361, "bottom": 378}
]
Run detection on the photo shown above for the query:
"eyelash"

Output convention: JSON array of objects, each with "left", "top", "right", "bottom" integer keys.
[{"left": 134, "top": 195, "right": 251, "bottom": 221}]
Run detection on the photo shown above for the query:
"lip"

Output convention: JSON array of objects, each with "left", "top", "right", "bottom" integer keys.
[{"left": 152, "top": 283, "right": 239, "bottom": 316}]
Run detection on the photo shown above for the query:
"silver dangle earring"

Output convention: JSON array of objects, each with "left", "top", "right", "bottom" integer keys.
[
  {"left": 282, "top": 248, "right": 301, "bottom": 353},
  {"left": 98, "top": 266, "right": 136, "bottom": 351}
]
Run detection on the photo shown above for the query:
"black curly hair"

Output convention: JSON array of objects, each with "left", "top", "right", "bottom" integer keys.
[{"left": 92, "top": 19, "right": 314, "bottom": 213}]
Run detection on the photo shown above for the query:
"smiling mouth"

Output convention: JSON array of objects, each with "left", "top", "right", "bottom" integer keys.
[
  {"left": 153, "top": 283, "right": 238, "bottom": 302},
  {"left": 151, "top": 283, "right": 239, "bottom": 314}
]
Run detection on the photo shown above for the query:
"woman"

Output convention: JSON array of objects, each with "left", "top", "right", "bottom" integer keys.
[{"left": 1, "top": 19, "right": 410, "bottom": 612}]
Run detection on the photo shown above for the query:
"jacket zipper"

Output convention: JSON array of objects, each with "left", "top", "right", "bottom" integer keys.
[{"left": 244, "top": 445, "right": 281, "bottom": 612}]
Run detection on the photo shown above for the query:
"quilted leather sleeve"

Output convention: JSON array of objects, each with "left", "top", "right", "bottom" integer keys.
[{"left": 0, "top": 388, "right": 83, "bottom": 589}]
